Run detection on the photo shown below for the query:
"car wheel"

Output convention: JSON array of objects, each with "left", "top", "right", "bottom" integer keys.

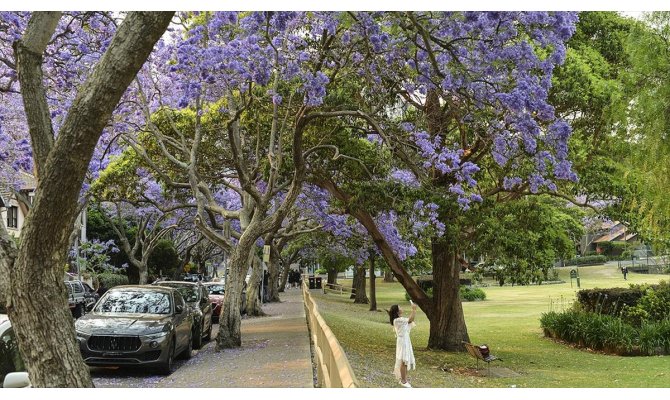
[
  {"left": 205, "top": 320, "right": 212, "bottom": 341},
  {"left": 158, "top": 339, "right": 175, "bottom": 375},
  {"left": 180, "top": 330, "right": 193, "bottom": 360},
  {"left": 192, "top": 325, "right": 203, "bottom": 349}
]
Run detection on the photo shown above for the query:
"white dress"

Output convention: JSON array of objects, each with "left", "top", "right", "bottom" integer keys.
[{"left": 393, "top": 317, "right": 416, "bottom": 380}]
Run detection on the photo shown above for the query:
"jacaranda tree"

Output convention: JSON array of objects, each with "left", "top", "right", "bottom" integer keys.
[{"left": 0, "top": 11, "right": 173, "bottom": 387}]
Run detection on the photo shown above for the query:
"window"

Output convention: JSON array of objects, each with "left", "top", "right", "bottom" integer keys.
[{"left": 7, "top": 206, "right": 18, "bottom": 228}]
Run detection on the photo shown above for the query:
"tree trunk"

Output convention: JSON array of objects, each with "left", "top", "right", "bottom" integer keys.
[
  {"left": 327, "top": 268, "right": 338, "bottom": 285},
  {"left": 278, "top": 261, "right": 289, "bottom": 293},
  {"left": 384, "top": 270, "right": 394, "bottom": 282},
  {"left": 138, "top": 265, "right": 149, "bottom": 285},
  {"left": 267, "top": 245, "right": 281, "bottom": 302},
  {"left": 353, "top": 265, "right": 369, "bottom": 304},
  {"left": 245, "top": 254, "right": 265, "bottom": 316},
  {"left": 428, "top": 238, "right": 469, "bottom": 351},
  {"left": 4, "top": 12, "right": 173, "bottom": 387},
  {"left": 369, "top": 254, "right": 377, "bottom": 311},
  {"left": 216, "top": 240, "right": 251, "bottom": 349}
]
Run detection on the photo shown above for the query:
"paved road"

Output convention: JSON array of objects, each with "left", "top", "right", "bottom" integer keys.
[{"left": 91, "top": 288, "right": 314, "bottom": 388}]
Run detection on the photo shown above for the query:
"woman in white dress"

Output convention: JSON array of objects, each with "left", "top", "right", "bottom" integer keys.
[{"left": 389, "top": 302, "right": 417, "bottom": 388}]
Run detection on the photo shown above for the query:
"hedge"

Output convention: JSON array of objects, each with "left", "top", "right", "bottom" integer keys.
[
  {"left": 564, "top": 255, "right": 607, "bottom": 266},
  {"left": 576, "top": 286, "right": 649, "bottom": 316},
  {"left": 540, "top": 310, "right": 670, "bottom": 356},
  {"left": 96, "top": 272, "right": 129, "bottom": 289}
]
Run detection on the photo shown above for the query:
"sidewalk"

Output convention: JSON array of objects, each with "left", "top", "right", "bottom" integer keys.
[{"left": 156, "top": 288, "right": 315, "bottom": 388}]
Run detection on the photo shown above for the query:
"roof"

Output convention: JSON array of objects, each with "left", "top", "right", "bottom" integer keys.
[
  {"left": 600, "top": 220, "right": 621, "bottom": 230},
  {"left": 594, "top": 228, "right": 626, "bottom": 243},
  {"left": 154, "top": 281, "right": 201, "bottom": 287},
  {"left": 0, "top": 171, "right": 36, "bottom": 207},
  {"left": 594, "top": 225, "right": 638, "bottom": 243},
  {"left": 110, "top": 285, "right": 177, "bottom": 293}
]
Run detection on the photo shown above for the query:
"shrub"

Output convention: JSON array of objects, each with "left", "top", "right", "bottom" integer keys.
[
  {"left": 96, "top": 272, "right": 129, "bottom": 289},
  {"left": 620, "top": 281, "right": 670, "bottom": 326},
  {"left": 540, "top": 309, "right": 669, "bottom": 355},
  {"left": 564, "top": 255, "right": 607, "bottom": 266},
  {"left": 576, "top": 287, "right": 648, "bottom": 316},
  {"left": 460, "top": 287, "right": 486, "bottom": 301},
  {"left": 405, "top": 287, "right": 433, "bottom": 302}
]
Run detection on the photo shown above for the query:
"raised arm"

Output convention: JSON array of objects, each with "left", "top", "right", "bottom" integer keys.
[{"left": 408, "top": 303, "right": 418, "bottom": 323}]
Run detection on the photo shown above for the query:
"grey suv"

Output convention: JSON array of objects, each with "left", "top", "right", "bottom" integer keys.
[
  {"left": 64, "top": 280, "right": 87, "bottom": 318},
  {"left": 75, "top": 285, "right": 194, "bottom": 375},
  {"left": 154, "top": 281, "right": 213, "bottom": 349}
]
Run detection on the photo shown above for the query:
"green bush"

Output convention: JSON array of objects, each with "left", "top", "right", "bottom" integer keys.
[
  {"left": 576, "top": 286, "right": 649, "bottom": 316},
  {"left": 540, "top": 309, "right": 668, "bottom": 355},
  {"left": 405, "top": 287, "right": 433, "bottom": 301},
  {"left": 620, "top": 281, "right": 670, "bottom": 326},
  {"left": 564, "top": 255, "right": 607, "bottom": 266},
  {"left": 96, "top": 272, "right": 129, "bottom": 289},
  {"left": 460, "top": 286, "right": 486, "bottom": 301}
]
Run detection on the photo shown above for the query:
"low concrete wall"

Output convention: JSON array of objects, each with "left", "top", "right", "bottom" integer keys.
[{"left": 302, "top": 280, "right": 358, "bottom": 388}]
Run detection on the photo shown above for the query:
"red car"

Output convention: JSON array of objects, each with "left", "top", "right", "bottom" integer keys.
[
  {"left": 202, "top": 282, "right": 225, "bottom": 322},
  {"left": 203, "top": 281, "right": 247, "bottom": 321}
]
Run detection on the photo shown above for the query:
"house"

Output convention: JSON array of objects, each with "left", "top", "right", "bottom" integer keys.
[
  {"left": 0, "top": 172, "right": 36, "bottom": 238},
  {"left": 580, "top": 220, "right": 648, "bottom": 257}
]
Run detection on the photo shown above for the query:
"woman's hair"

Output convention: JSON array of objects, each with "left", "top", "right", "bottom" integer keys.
[{"left": 389, "top": 304, "right": 400, "bottom": 325}]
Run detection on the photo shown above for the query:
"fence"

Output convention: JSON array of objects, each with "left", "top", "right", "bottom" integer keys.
[
  {"left": 323, "top": 282, "right": 355, "bottom": 295},
  {"left": 302, "top": 279, "right": 359, "bottom": 388}
]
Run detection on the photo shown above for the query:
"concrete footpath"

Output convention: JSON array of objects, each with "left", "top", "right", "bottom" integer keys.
[{"left": 155, "top": 288, "right": 314, "bottom": 388}]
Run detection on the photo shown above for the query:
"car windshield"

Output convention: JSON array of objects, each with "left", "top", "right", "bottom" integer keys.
[
  {"left": 206, "top": 285, "right": 225, "bottom": 295},
  {"left": 158, "top": 284, "right": 199, "bottom": 303},
  {"left": 95, "top": 291, "right": 171, "bottom": 314}
]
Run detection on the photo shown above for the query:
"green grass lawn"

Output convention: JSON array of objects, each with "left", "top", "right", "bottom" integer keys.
[{"left": 311, "top": 265, "right": 670, "bottom": 388}]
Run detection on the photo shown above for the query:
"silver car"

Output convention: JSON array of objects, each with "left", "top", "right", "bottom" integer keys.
[
  {"left": 75, "top": 285, "right": 193, "bottom": 375},
  {"left": 0, "top": 315, "right": 30, "bottom": 388}
]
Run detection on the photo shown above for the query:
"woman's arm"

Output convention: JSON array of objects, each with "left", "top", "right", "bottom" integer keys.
[{"left": 408, "top": 303, "right": 417, "bottom": 323}]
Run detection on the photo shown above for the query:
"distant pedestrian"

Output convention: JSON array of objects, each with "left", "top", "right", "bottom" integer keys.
[
  {"left": 389, "top": 302, "right": 417, "bottom": 388},
  {"left": 622, "top": 266, "right": 628, "bottom": 280}
]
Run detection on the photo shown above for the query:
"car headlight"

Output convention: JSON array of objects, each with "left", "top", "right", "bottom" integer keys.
[
  {"left": 144, "top": 331, "right": 169, "bottom": 339},
  {"left": 75, "top": 329, "right": 90, "bottom": 338}
]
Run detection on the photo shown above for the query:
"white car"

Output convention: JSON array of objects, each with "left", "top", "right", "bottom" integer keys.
[{"left": 0, "top": 315, "right": 31, "bottom": 388}]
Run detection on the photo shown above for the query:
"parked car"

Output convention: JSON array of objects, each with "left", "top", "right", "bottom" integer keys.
[
  {"left": 154, "top": 281, "right": 212, "bottom": 349},
  {"left": 203, "top": 281, "right": 247, "bottom": 321},
  {"left": 74, "top": 285, "right": 193, "bottom": 375},
  {"left": 64, "top": 280, "right": 87, "bottom": 318},
  {"left": 0, "top": 315, "right": 30, "bottom": 388},
  {"left": 202, "top": 283, "right": 225, "bottom": 323},
  {"left": 82, "top": 282, "right": 99, "bottom": 311}
]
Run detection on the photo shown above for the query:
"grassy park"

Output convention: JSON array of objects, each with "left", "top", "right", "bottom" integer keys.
[{"left": 312, "top": 266, "right": 670, "bottom": 388}]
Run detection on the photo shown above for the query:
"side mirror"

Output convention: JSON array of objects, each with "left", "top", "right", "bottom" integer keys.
[
  {"left": 175, "top": 305, "right": 184, "bottom": 314},
  {"left": 3, "top": 372, "right": 31, "bottom": 388}
]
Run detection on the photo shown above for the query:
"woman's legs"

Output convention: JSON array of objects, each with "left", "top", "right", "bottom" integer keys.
[{"left": 400, "top": 362, "right": 408, "bottom": 383}]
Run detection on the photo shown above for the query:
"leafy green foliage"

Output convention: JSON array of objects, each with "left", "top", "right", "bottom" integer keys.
[
  {"left": 620, "top": 281, "right": 670, "bottom": 326},
  {"left": 95, "top": 272, "right": 129, "bottom": 289},
  {"left": 471, "top": 196, "right": 584, "bottom": 285},
  {"left": 459, "top": 287, "right": 486, "bottom": 301},
  {"left": 147, "top": 239, "right": 180, "bottom": 278},
  {"left": 564, "top": 255, "right": 607, "bottom": 266},
  {"left": 541, "top": 309, "right": 670, "bottom": 355}
]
